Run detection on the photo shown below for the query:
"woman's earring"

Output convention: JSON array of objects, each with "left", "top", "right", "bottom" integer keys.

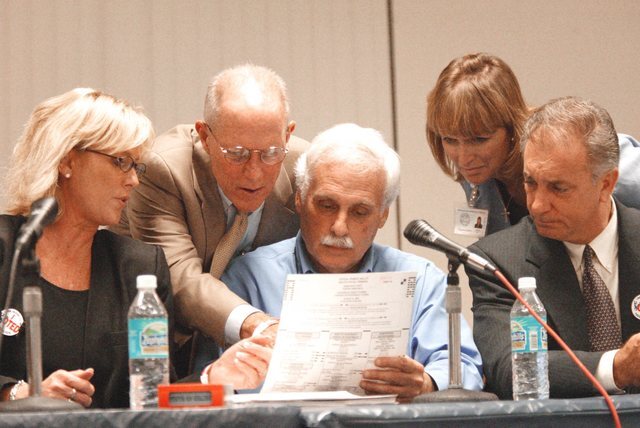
[{"left": 64, "top": 173, "right": 71, "bottom": 178}]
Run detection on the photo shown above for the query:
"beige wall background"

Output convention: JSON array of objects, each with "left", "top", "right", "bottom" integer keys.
[
  {"left": 0, "top": 0, "right": 396, "bottom": 244},
  {"left": 2, "top": 0, "right": 639, "bottom": 324}
]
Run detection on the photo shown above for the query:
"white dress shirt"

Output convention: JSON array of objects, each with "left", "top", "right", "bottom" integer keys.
[{"left": 563, "top": 199, "right": 623, "bottom": 393}]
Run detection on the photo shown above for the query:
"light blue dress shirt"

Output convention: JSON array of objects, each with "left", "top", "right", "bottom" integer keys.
[
  {"left": 461, "top": 133, "right": 640, "bottom": 236},
  {"left": 222, "top": 233, "right": 484, "bottom": 391},
  {"left": 218, "top": 187, "right": 264, "bottom": 256},
  {"left": 614, "top": 134, "right": 640, "bottom": 209}
]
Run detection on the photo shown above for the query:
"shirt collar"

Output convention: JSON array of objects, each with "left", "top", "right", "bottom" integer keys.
[
  {"left": 294, "top": 232, "right": 375, "bottom": 274},
  {"left": 217, "top": 185, "right": 264, "bottom": 220},
  {"left": 564, "top": 197, "right": 619, "bottom": 273}
]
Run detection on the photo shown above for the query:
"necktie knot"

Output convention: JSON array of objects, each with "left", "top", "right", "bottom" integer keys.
[{"left": 582, "top": 245, "right": 596, "bottom": 269}]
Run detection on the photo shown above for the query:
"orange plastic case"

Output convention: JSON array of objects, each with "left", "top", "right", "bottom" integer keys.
[{"left": 157, "top": 383, "right": 226, "bottom": 408}]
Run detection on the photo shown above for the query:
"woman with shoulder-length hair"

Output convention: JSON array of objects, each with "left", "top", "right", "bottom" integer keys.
[
  {"left": 0, "top": 88, "right": 173, "bottom": 408},
  {"left": 426, "top": 53, "right": 530, "bottom": 236}
]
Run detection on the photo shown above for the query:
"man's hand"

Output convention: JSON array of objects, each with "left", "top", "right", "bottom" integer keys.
[
  {"left": 239, "top": 312, "right": 279, "bottom": 346},
  {"left": 207, "top": 336, "right": 272, "bottom": 390},
  {"left": 360, "top": 355, "right": 434, "bottom": 403},
  {"left": 613, "top": 333, "right": 640, "bottom": 389}
]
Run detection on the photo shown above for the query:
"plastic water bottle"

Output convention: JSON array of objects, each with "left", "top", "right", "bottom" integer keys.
[
  {"left": 128, "top": 275, "right": 170, "bottom": 409},
  {"left": 510, "top": 277, "right": 549, "bottom": 400}
]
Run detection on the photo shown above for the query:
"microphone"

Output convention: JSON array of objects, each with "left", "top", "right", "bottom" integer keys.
[
  {"left": 15, "top": 197, "right": 58, "bottom": 250},
  {"left": 403, "top": 219, "right": 496, "bottom": 273},
  {"left": 23, "top": 287, "right": 44, "bottom": 397}
]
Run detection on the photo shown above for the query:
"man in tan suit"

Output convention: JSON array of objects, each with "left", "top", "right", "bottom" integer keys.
[{"left": 120, "top": 64, "right": 308, "bottom": 374}]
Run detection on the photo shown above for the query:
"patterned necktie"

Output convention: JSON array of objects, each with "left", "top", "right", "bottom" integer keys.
[
  {"left": 210, "top": 211, "right": 248, "bottom": 278},
  {"left": 582, "top": 245, "right": 622, "bottom": 352}
]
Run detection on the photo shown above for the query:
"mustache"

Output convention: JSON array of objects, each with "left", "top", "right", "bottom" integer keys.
[{"left": 320, "top": 234, "right": 354, "bottom": 249}]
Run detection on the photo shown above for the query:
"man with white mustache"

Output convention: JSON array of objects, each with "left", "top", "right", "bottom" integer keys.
[
  {"left": 216, "top": 123, "right": 483, "bottom": 402},
  {"left": 321, "top": 234, "right": 353, "bottom": 248}
]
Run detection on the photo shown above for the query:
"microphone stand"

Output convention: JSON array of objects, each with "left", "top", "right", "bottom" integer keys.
[
  {"left": 414, "top": 256, "right": 497, "bottom": 402},
  {"left": 0, "top": 243, "right": 81, "bottom": 412}
]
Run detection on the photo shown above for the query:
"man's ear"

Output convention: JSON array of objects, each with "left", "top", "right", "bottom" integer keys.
[
  {"left": 285, "top": 121, "right": 296, "bottom": 143},
  {"left": 378, "top": 207, "right": 390, "bottom": 229},
  {"left": 195, "top": 121, "right": 210, "bottom": 152},
  {"left": 599, "top": 168, "right": 619, "bottom": 202},
  {"left": 295, "top": 190, "right": 302, "bottom": 214}
]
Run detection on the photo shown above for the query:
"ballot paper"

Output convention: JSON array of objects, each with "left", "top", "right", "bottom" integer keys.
[{"left": 261, "top": 271, "right": 417, "bottom": 394}]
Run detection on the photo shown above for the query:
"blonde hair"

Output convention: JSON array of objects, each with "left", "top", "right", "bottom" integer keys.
[
  {"left": 5, "top": 88, "right": 154, "bottom": 215},
  {"left": 426, "top": 53, "right": 529, "bottom": 183}
]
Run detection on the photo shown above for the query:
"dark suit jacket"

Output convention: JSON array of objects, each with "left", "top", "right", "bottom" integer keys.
[
  {"left": 0, "top": 215, "right": 173, "bottom": 408},
  {"left": 466, "top": 200, "right": 640, "bottom": 399},
  {"left": 121, "top": 125, "right": 308, "bottom": 345}
]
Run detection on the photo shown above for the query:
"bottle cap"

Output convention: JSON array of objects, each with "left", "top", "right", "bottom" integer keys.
[
  {"left": 518, "top": 277, "right": 536, "bottom": 290},
  {"left": 136, "top": 274, "right": 157, "bottom": 290}
]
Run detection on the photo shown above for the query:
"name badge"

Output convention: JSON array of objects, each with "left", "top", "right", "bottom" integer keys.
[{"left": 454, "top": 205, "right": 488, "bottom": 238}]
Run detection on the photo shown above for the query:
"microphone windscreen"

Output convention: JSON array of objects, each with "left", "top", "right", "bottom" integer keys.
[{"left": 403, "top": 219, "right": 434, "bottom": 247}]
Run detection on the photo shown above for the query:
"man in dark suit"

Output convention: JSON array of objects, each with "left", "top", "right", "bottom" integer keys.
[
  {"left": 467, "top": 96, "right": 640, "bottom": 399},
  {"left": 115, "top": 65, "right": 308, "bottom": 374}
]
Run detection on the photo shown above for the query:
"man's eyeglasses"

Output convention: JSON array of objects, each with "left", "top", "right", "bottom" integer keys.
[
  {"left": 83, "top": 149, "right": 147, "bottom": 175},
  {"left": 205, "top": 124, "right": 288, "bottom": 165},
  {"left": 217, "top": 145, "right": 288, "bottom": 165}
]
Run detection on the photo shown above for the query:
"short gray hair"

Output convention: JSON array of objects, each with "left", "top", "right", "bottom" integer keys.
[
  {"left": 203, "top": 64, "right": 290, "bottom": 131},
  {"left": 5, "top": 88, "right": 154, "bottom": 216},
  {"left": 520, "top": 96, "right": 619, "bottom": 180},
  {"left": 295, "top": 123, "right": 400, "bottom": 210}
]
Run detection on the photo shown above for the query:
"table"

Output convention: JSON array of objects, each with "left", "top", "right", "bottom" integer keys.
[
  {"left": 0, "top": 405, "right": 300, "bottom": 427},
  {"left": 1, "top": 395, "right": 639, "bottom": 427},
  {"left": 304, "top": 394, "right": 640, "bottom": 427}
]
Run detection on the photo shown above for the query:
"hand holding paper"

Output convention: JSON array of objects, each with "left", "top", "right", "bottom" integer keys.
[
  {"left": 206, "top": 336, "right": 272, "bottom": 390},
  {"left": 360, "top": 355, "right": 435, "bottom": 403}
]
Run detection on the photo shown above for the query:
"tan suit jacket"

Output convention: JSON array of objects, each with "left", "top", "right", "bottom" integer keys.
[{"left": 123, "top": 124, "right": 308, "bottom": 345}]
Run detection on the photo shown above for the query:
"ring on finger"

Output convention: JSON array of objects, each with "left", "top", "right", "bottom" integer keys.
[{"left": 69, "top": 388, "right": 77, "bottom": 402}]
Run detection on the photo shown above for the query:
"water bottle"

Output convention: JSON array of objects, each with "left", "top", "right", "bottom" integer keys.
[
  {"left": 128, "top": 275, "right": 170, "bottom": 409},
  {"left": 510, "top": 277, "right": 549, "bottom": 400}
]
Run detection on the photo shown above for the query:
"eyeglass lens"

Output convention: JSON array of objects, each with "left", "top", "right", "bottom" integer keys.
[{"left": 114, "top": 156, "right": 146, "bottom": 175}]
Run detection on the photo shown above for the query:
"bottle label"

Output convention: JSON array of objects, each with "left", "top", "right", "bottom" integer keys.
[
  {"left": 511, "top": 316, "right": 548, "bottom": 353},
  {"left": 128, "top": 317, "right": 169, "bottom": 359}
]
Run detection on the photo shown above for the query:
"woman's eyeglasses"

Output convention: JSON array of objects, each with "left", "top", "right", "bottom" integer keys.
[{"left": 83, "top": 149, "right": 146, "bottom": 175}]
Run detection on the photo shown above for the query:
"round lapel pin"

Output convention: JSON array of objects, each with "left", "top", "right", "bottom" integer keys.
[
  {"left": 631, "top": 295, "right": 640, "bottom": 320},
  {"left": 1, "top": 308, "right": 24, "bottom": 336}
]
